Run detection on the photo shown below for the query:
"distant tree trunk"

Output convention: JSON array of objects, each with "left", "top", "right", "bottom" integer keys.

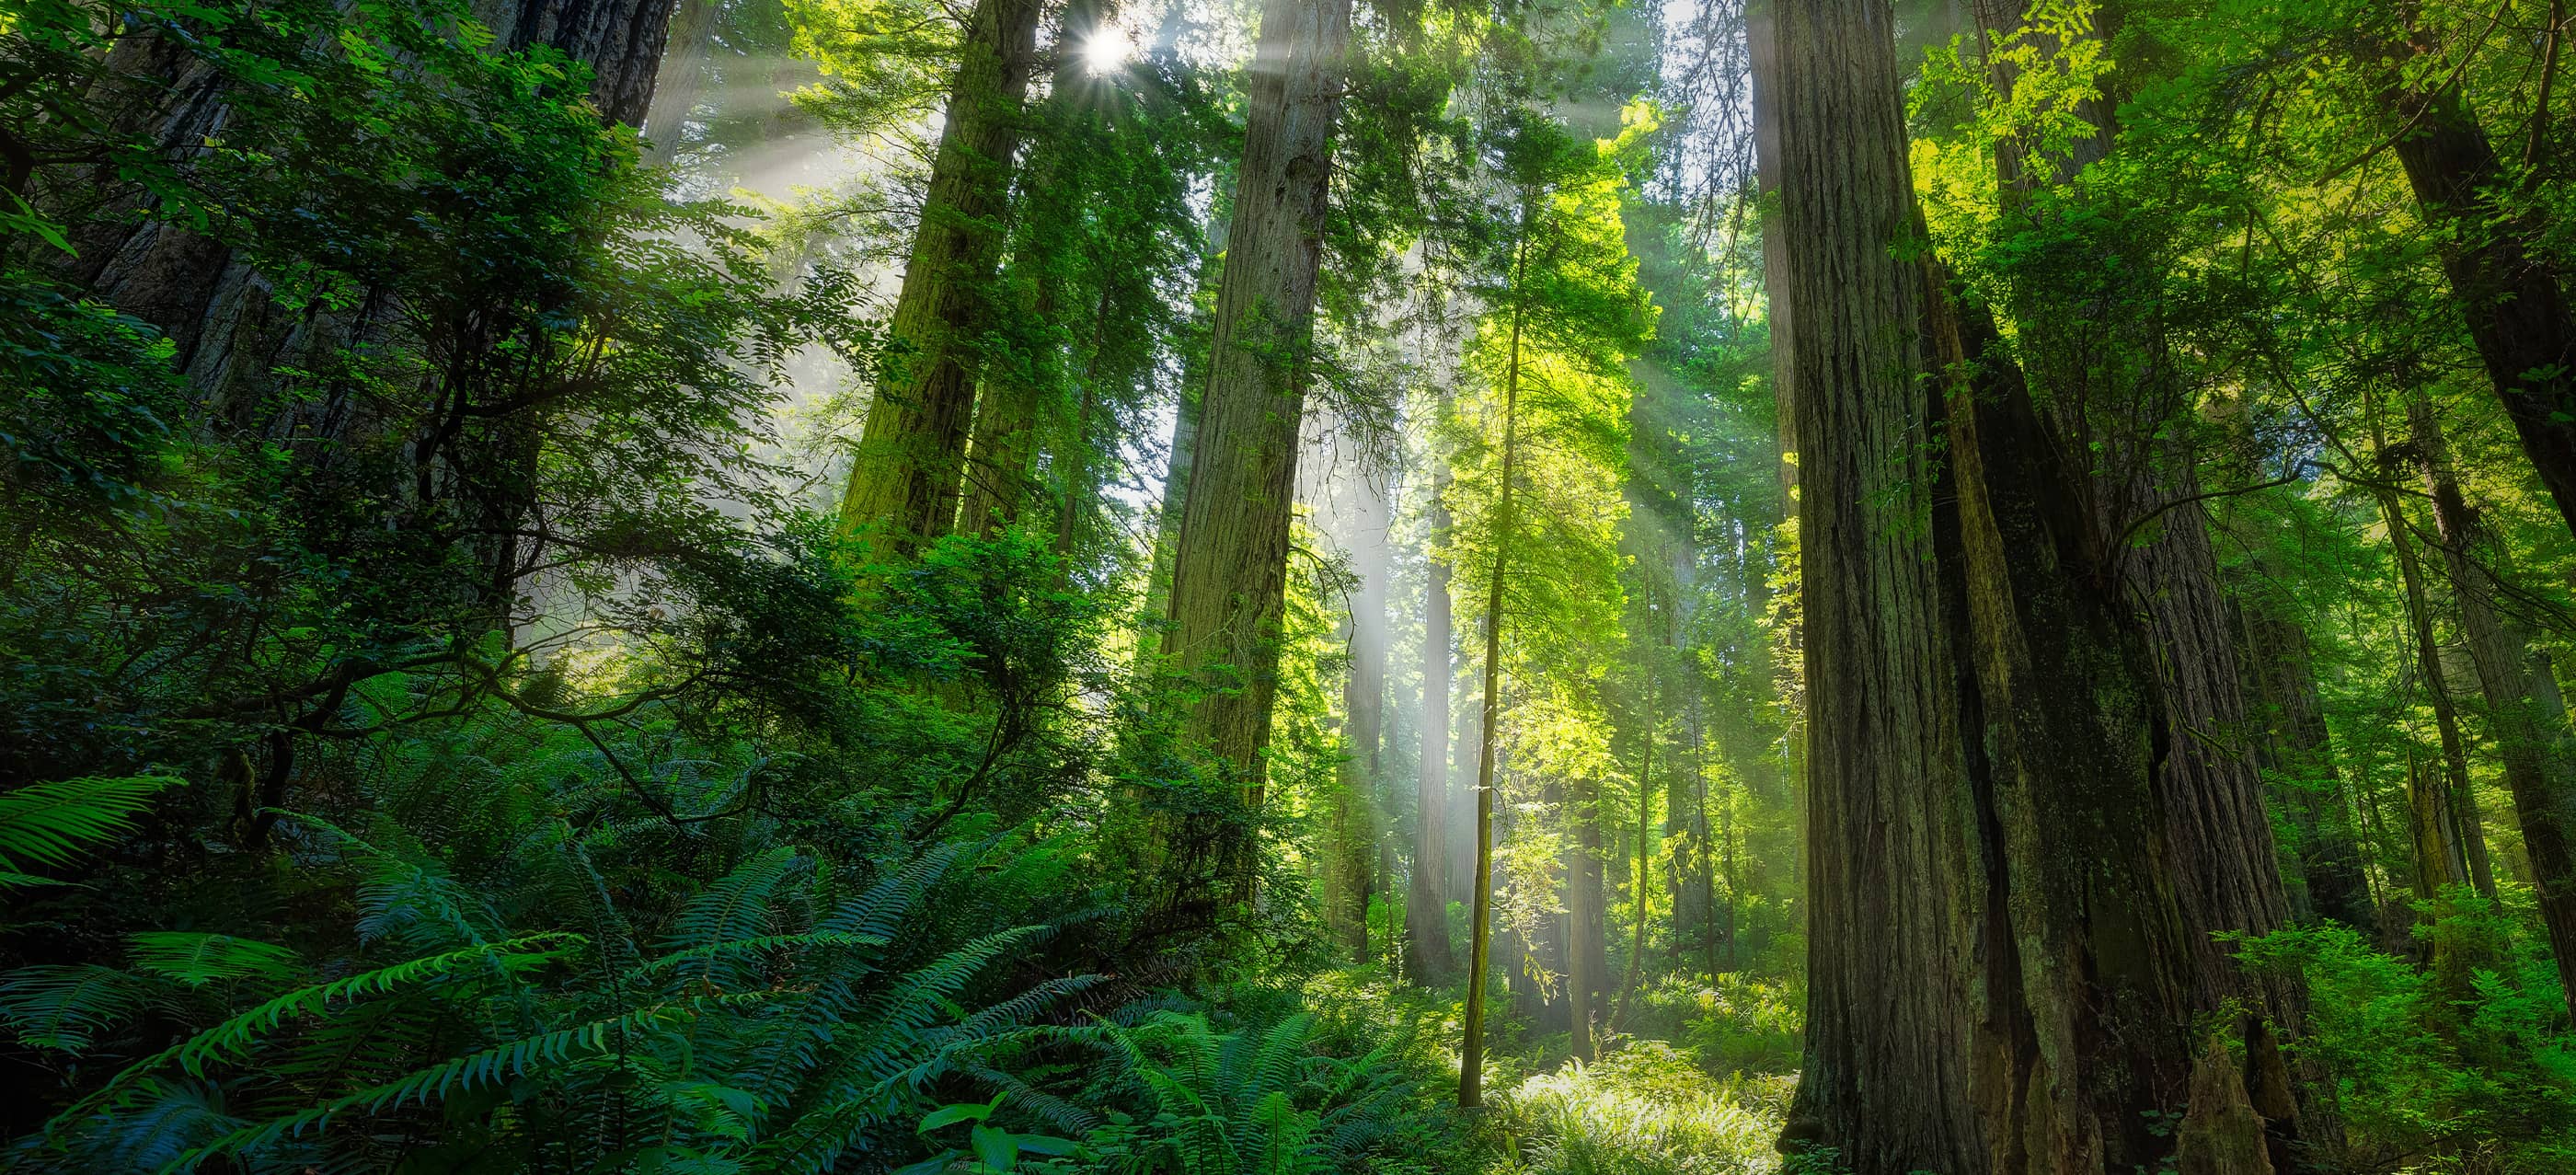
[
  {"left": 2384, "top": 39, "right": 2576, "bottom": 543},
  {"left": 1330, "top": 461, "right": 1392, "bottom": 961},
  {"left": 1568, "top": 770, "right": 1606, "bottom": 1061},
  {"left": 2235, "top": 598, "right": 2376, "bottom": 928},
  {"left": 1612, "top": 720, "right": 1653, "bottom": 1031},
  {"left": 2374, "top": 481, "right": 2498, "bottom": 898},
  {"left": 1406, "top": 453, "right": 1459, "bottom": 982},
  {"left": 1157, "top": 0, "right": 1352, "bottom": 783},
  {"left": 1459, "top": 236, "right": 1528, "bottom": 1111},
  {"left": 2406, "top": 394, "right": 2576, "bottom": 1013},
  {"left": 640, "top": 0, "right": 719, "bottom": 167},
  {"left": 835, "top": 0, "right": 1042, "bottom": 552}
]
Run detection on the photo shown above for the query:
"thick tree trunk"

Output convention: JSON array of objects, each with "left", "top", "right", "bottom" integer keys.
[
  {"left": 957, "top": 0, "right": 1121, "bottom": 539},
  {"left": 836, "top": 0, "right": 1042, "bottom": 552},
  {"left": 1765, "top": 3, "right": 2217, "bottom": 1169},
  {"left": 2385, "top": 51, "right": 2576, "bottom": 543},
  {"left": 74, "top": 0, "right": 678, "bottom": 396},
  {"left": 1407, "top": 457, "right": 1459, "bottom": 983},
  {"left": 1157, "top": 0, "right": 1351, "bottom": 779},
  {"left": 2406, "top": 395, "right": 2576, "bottom": 1013}
]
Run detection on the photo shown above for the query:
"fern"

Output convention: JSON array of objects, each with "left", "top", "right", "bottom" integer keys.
[
  {"left": 127, "top": 933, "right": 302, "bottom": 988},
  {"left": 0, "top": 965, "right": 159, "bottom": 1052},
  {"left": 0, "top": 775, "right": 178, "bottom": 883}
]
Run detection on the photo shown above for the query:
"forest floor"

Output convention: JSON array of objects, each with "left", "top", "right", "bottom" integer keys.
[{"left": 1302, "top": 966, "right": 1803, "bottom": 1173}]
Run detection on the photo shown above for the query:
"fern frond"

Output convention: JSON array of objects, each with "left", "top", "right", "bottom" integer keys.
[
  {"left": 128, "top": 933, "right": 303, "bottom": 988},
  {"left": 0, "top": 775, "right": 179, "bottom": 880},
  {"left": 168, "top": 996, "right": 764, "bottom": 1170},
  {"left": 0, "top": 964, "right": 157, "bottom": 1052},
  {"left": 42, "top": 932, "right": 583, "bottom": 1139}
]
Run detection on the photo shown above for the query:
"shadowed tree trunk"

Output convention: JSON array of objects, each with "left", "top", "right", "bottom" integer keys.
[
  {"left": 836, "top": 0, "right": 1042, "bottom": 552},
  {"left": 2373, "top": 475, "right": 2497, "bottom": 899},
  {"left": 2406, "top": 393, "right": 2576, "bottom": 1014},
  {"left": 2383, "top": 31, "right": 2576, "bottom": 543},
  {"left": 2236, "top": 596, "right": 2377, "bottom": 928}
]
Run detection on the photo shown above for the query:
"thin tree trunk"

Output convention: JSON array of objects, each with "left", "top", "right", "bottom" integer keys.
[
  {"left": 1612, "top": 713, "right": 1653, "bottom": 1031},
  {"left": 835, "top": 0, "right": 1042, "bottom": 551},
  {"left": 1407, "top": 453, "right": 1459, "bottom": 982},
  {"left": 2375, "top": 482, "right": 2498, "bottom": 898},
  {"left": 1459, "top": 236, "right": 1529, "bottom": 1112},
  {"left": 2406, "top": 393, "right": 2576, "bottom": 1012}
]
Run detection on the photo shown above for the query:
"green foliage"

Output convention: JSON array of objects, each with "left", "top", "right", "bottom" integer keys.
[
  {"left": 0, "top": 775, "right": 180, "bottom": 889},
  {"left": 2233, "top": 898, "right": 2576, "bottom": 1172}
]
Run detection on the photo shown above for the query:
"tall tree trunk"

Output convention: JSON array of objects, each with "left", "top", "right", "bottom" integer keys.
[
  {"left": 1972, "top": 0, "right": 2296, "bottom": 1014},
  {"left": 2384, "top": 38, "right": 2576, "bottom": 543},
  {"left": 1459, "top": 236, "right": 1529, "bottom": 1111},
  {"left": 1764, "top": 3, "right": 2218, "bottom": 1169},
  {"left": 835, "top": 0, "right": 1042, "bottom": 552},
  {"left": 2374, "top": 480, "right": 2498, "bottom": 898},
  {"left": 1568, "top": 770, "right": 1606, "bottom": 1061},
  {"left": 1330, "top": 458, "right": 1392, "bottom": 961},
  {"left": 1157, "top": 0, "right": 1352, "bottom": 782},
  {"left": 957, "top": 0, "right": 1121, "bottom": 539},
  {"left": 1407, "top": 453, "right": 1459, "bottom": 982},
  {"left": 1612, "top": 719, "right": 1653, "bottom": 1031},
  {"left": 2406, "top": 393, "right": 2576, "bottom": 1013}
]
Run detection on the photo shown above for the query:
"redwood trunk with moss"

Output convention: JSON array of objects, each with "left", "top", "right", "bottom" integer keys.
[
  {"left": 1763, "top": 2, "right": 2218, "bottom": 1169},
  {"left": 2385, "top": 45, "right": 2576, "bottom": 544},
  {"left": 1157, "top": 0, "right": 1351, "bottom": 775},
  {"left": 2407, "top": 394, "right": 2576, "bottom": 1014},
  {"left": 836, "top": 0, "right": 1043, "bottom": 552}
]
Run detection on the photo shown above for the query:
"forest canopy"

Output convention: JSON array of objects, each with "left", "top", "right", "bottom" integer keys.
[{"left": 5, "top": 0, "right": 2576, "bottom": 1171}]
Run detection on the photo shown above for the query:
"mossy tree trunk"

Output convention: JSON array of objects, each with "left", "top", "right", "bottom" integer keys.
[
  {"left": 2406, "top": 392, "right": 2576, "bottom": 1014},
  {"left": 836, "top": 0, "right": 1042, "bottom": 552}
]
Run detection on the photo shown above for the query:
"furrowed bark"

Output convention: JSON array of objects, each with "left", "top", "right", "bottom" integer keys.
[{"left": 836, "top": 0, "right": 1043, "bottom": 552}]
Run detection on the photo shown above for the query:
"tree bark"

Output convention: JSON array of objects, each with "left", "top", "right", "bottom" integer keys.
[
  {"left": 2235, "top": 596, "right": 2377, "bottom": 928},
  {"left": 2384, "top": 40, "right": 2576, "bottom": 544},
  {"left": 1764, "top": 3, "right": 2218, "bottom": 1169},
  {"left": 1157, "top": 0, "right": 1351, "bottom": 781},
  {"left": 2405, "top": 393, "right": 2576, "bottom": 1013},
  {"left": 1330, "top": 458, "right": 1392, "bottom": 961},
  {"left": 835, "top": 0, "right": 1042, "bottom": 552},
  {"left": 639, "top": 0, "right": 719, "bottom": 167}
]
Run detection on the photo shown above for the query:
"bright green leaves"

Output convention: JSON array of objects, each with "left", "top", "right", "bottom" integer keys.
[{"left": 0, "top": 775, "right": 180, "bottom": 889}]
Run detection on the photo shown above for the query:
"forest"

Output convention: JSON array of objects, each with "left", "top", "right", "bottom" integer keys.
[{"left": 4, "top": 0, "right": 2576, "bottom": 1170}]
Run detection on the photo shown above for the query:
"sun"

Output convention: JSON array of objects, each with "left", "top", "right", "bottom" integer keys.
[{"left": 1082, "top": 24, "right": 1133, "bottom": 75}]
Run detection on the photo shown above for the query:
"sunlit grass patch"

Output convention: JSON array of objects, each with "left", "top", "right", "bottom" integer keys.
[{"left": 1489, "top": 1042, "right": 1791, "bottom": 1174}]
